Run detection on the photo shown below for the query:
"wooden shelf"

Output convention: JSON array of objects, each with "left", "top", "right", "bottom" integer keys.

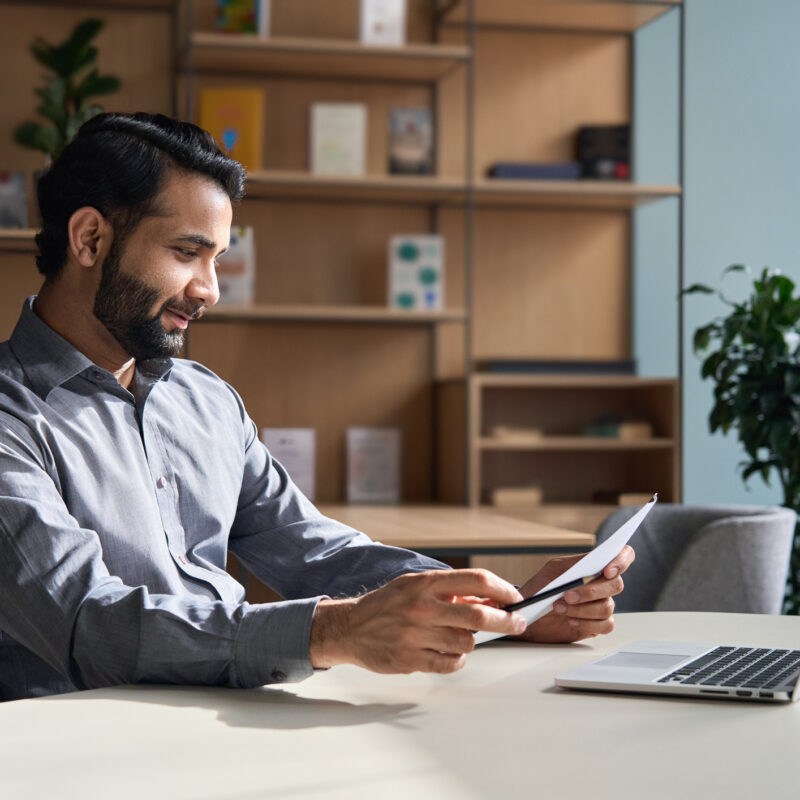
[
  {"left": 244, "top": 172, "right": 679, "bottom": 208},
  {"left": 185, "top": 33, "right": 471, "bottom": 81},
  {"left": 440, "top": 0, "right": 681, "bottom": 32},
  {"left": 246, "top": 170, "right": 466, "bottom": 204},
  {"left": 472, "top": 179, "right": 681, "bottom": 210},
  {"left": 202, "top": 305, "right": 467, "bottom": 324},
  {"left": 0, "top": 229, "right": 37, "bottom": 253},
  {"left": 472, "top": 374, "right": 678, "bottom": 389},
  {"left": 479, "top": 436, "right": 676, "bottom": 451}
]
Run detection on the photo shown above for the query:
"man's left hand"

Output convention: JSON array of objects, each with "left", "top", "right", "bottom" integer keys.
[{"left": 515, "top": 545, "right": 635, "bottom": 644}]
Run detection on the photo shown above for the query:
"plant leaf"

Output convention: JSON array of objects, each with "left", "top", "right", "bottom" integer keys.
[
  {"left": 13, "top": 121, "right": 63, "bottom": 155},
  {"left": 681, "top": 283, "right": 715, "bottom": 295}
]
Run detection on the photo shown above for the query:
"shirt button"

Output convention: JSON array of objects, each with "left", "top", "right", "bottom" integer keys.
[
  {"left": 156, "top": 476, "right": 167, "bottom": 489},
  {"left": 92, "top": 371, "right": 103, "bottom": 381},
  {"left": 270, "top": 670, "right": 287, "bottom": 683}
]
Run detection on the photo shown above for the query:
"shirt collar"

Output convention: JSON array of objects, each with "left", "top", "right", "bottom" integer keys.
[{"left": 9, "top": 296, "right": 173, "bottom": 400}]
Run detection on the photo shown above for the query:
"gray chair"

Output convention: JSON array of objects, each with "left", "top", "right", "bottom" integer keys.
[{"left": 594, "top": 504, "right": 796, "bottom": 614}]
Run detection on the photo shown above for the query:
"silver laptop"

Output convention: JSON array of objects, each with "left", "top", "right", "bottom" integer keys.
[{"left": 556, "top": 640, "right": 800, "bottom": 703}]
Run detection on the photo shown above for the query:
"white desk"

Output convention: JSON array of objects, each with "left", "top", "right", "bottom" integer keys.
[{"left": 2, "top": 612, "right": 799, "bottom": 799}]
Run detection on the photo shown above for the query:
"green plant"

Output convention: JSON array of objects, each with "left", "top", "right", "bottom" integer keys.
[
  {"left": 684, "top": 265, "right": 800, "bottom": 614},
  {"left": 14, "top": 19, "right": 121, "bottom": 161}
]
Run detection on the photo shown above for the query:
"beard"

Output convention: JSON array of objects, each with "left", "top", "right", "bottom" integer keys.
[{"left": 92, "top": 238, "right": 202, "bottom": 361}]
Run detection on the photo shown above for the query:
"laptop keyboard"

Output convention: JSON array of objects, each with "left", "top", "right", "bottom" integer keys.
[{"left": 657, "top": 646, "right": 800, "bottom": 691}]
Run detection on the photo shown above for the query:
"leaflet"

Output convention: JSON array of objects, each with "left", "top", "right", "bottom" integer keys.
[{"left": 474, "top": 494, "right": 657, "bottom": 645}]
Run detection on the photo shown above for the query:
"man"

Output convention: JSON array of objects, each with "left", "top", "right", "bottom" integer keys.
[{"left": 0, "top": 113, "right": 633, "bottom": 700}]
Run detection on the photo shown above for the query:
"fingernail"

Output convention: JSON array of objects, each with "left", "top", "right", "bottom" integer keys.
[
  {"left": 514, "top": 615, "right": 527, "bottom": 633},
  {"left": 606, "top": 567, "right": 619, "bottom": 578},
  {"left": 569, "top": 618, "right": 580, "bottom": 628},
  {"left": 554, "top": 601, "right": 567, "bottom": 614},
  {"left": 564, "top": 590, "right": 580, "bottom": 603}
]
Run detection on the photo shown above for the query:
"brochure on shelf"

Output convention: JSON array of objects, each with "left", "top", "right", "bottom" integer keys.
[
  {"left": 347, "top": 427, "right": 401, "bottom": 504},
  {"left": 309, "top": 103, "right": 367, "bottom": 176},
  {"left": 360, "top": 0, "right": 406, "bottom": 46},
  {"left": 198, "top": 87, "right": 265, "bottom": 171},
  {"left": 261, "top": 428, "right": 316, "bottom": 501},
  {"left": 215, "top": 225, "right": 255, "bottom": 306},
  {"left": 388, "top": 234, "right": 444, "bottom": 311}
]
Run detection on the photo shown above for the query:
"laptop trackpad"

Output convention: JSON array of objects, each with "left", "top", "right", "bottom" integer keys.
[{"left": 599, "top": 651, "right": 690, "bottom": 671}]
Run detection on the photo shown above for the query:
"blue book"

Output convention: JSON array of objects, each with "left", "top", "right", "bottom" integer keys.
[{"left": 487, "top": 162, "right": 582, "bottom": 180}]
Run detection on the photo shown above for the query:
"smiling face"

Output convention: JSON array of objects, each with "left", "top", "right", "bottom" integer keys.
[{"left": 92, "top": 169, "right": 232, "bottom": 361}]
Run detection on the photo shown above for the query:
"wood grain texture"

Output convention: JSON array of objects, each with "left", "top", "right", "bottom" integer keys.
[{"left": 188, "top": 321, "right": 435, "bottom": 502}]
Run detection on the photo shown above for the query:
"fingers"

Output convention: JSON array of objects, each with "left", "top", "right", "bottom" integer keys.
[
  {"left": 603, "top": 544, "right": 636, "bottom": 579},
  {"left": 422, "top": 568, "right": 523, "bottom": 607}
]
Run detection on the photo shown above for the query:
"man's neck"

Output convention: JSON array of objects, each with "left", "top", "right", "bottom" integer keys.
[{"left": 34, "top": 282, "right": 136, "bottom": 389}]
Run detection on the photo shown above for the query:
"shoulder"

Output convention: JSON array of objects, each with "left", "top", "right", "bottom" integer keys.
[{"left": 158, "top": 358, "right": 250, "bottom": 425}]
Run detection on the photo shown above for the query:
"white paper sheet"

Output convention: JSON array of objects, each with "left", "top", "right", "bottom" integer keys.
[{"left": 474, "top": 494, "right": 658, "bottom": 645}]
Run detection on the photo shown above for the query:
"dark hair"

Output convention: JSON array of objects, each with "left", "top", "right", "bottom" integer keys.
[{"left": 35, "top": 112, "right": 246, "bottom": 280}]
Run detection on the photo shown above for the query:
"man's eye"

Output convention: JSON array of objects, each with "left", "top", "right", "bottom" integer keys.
[{"left": 176, "top": 248, "right": 196, "bottom": 258}]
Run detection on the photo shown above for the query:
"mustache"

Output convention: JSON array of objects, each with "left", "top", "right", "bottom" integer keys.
[{"left": 161, "top": 300, "right": 206, "bottom": 321}]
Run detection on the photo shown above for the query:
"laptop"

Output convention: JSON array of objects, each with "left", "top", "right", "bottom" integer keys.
[{"left": 556, "top": 640, "right": 800, "bottom": 702}]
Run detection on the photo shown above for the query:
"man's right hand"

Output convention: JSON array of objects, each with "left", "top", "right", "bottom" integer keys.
[{"left": 309, "top": 569, "right": 526, "bottom": 675}]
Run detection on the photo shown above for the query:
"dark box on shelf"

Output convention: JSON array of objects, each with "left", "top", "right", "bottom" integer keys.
[{"left": 577, "top": 124, "right": 630, "bottom": 180}]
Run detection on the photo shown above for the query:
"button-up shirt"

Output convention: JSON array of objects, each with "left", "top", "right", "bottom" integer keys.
[{"left": 0, "top": 298, "right": 445, "bottom": 700}]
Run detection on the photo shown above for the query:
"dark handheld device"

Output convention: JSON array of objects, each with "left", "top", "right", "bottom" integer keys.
[{"left": 503, "top": 576, "right": 589, "bottom": 612}]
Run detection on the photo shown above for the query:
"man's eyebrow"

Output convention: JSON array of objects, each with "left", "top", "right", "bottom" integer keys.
[
  {"left": 174, "top": 234, "right": 217, "bottom": 249},
  {"left": 173, "top": 234, "right": 229, "bottom": 256}
]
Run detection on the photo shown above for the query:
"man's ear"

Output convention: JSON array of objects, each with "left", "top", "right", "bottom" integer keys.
[{"left": 67, "top": 207, "right": 111, "bottom": 268}]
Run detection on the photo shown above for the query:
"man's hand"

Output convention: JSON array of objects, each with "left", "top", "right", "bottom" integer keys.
[
  {"left": 517, "top": 545, "right": 636, "bottom": 644},
  {"left": 309, "top": 569, "right": 526, "bottom": 675}
]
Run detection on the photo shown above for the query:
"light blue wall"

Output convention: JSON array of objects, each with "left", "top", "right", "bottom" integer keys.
[{"left": 635, "top": 0, "right": 800, "bottom": 506}]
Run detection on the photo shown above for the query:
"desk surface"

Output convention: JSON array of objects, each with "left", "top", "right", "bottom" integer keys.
[
  {"left": 3, "top": 613, "right": 799, "bottom": 799},
  {"left": 317, "top": 504, "right": 594, "bottom": 552}
]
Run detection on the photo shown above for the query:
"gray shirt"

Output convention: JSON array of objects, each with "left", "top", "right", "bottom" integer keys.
[{"left": 0, "top": 298, "right": 445, "bottom": 701}]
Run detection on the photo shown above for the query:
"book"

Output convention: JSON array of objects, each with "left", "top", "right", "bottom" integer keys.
[
  {"left": 487, "top": 162, "right": 582, "bottom": 180},
  {"left": 582, "top": 416, "right": 654, "bottom": 440},
  {"left": 388, "top": 107, "right": 433, "bottom": 175},
  {"left": 215, "top": 0, "right": 270, "bottom": 35},
  {"left": 491, "top": 486, "right": 544, "bottom": 508},
  {"left": 309, "top": 103, "right": 367, "bottom": 176},
  {"left": 0, "top": 172, "right": 28, "bottom": 228},
  {"left": 198, "top": 87, "right": 265, "bottom": 171},
  {"left": 215, "top": 225, "right": 255, "bottom": 306},
  {"left": 347, "top": 427, "right": 401, "bottom": 504},
  {"left": 388, "top": 234, "right": 444, "bottom": 311},
  {"left": 260, "top": 428, "right": 316, "bottom": 501},
  {"left": 360, "top": 0, "right": 406, "bottom": 46},
  {"left": 490, "top": 425, "right": 543, "bottom": 442}
]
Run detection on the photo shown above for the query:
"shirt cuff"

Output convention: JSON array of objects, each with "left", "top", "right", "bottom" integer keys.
[{"left": 233, "top": 596, "right": 325, "bottom": 687}]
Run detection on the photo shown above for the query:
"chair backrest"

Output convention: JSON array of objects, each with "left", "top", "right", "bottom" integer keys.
[{"left": 593, "top": 504, "right": 796, "bottom": 614}]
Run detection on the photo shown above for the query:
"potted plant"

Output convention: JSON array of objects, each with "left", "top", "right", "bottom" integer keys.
[
  {"left": 684, "top": 265, "right": 800, "bottom": 613},
  {"left": 14, "top": 18, "right": 121, "bottom": 162}
]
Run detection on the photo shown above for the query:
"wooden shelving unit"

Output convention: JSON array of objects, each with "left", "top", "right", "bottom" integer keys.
[
  {"left": 0, "top": 0, "right": 683, "bottom": 578},
  {"left": 460, "top": 374, "right": 680, "bottom": 518}
]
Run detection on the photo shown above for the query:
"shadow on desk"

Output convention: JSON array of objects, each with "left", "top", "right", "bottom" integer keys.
[{"left": 49, "top": 684, "right": 421, "bottom": 731}]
